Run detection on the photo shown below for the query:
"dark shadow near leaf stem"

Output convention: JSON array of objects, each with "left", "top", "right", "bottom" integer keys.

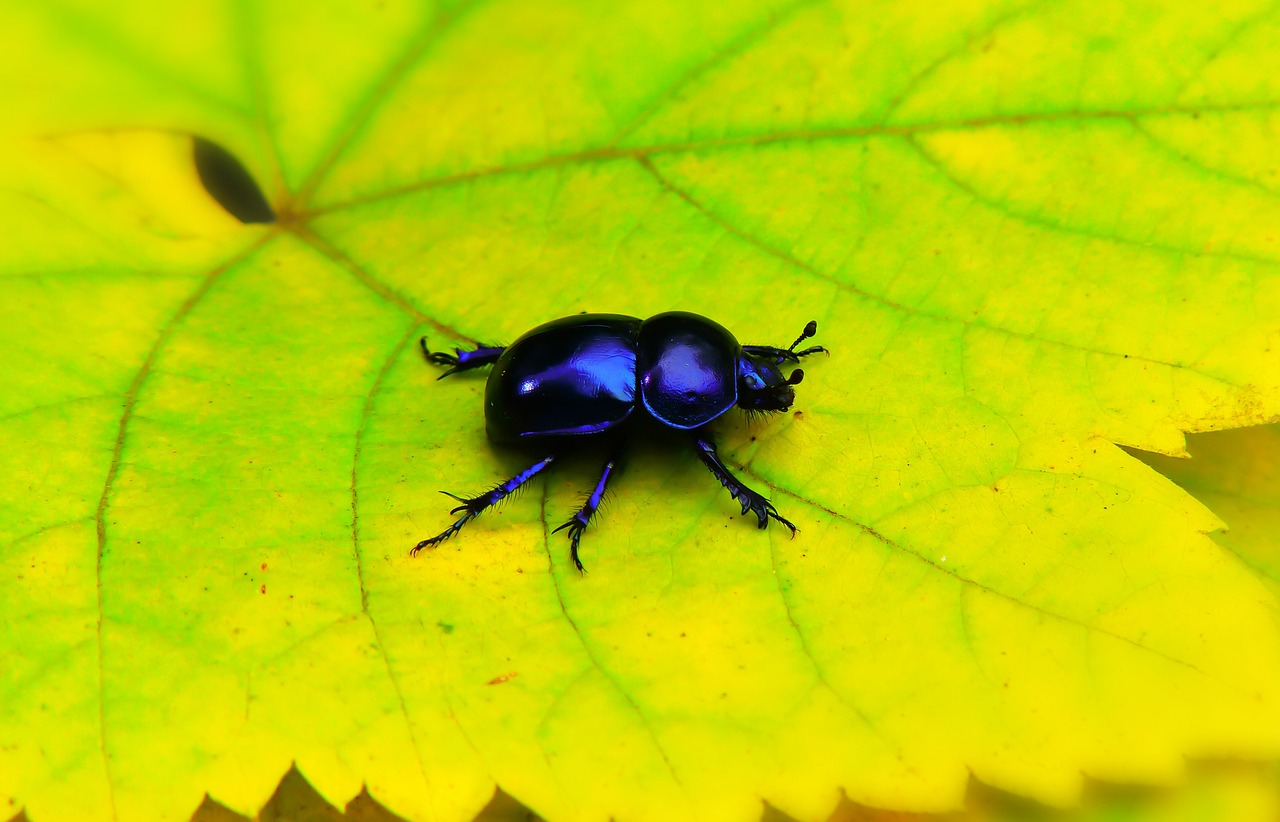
[{"left": 193, "top": 137, "right": 275, "bottom": 224}]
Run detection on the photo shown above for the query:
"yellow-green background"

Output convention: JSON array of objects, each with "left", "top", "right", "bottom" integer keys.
[{"left": 4, "top": 1, "right": 1280, "bottom": 821}]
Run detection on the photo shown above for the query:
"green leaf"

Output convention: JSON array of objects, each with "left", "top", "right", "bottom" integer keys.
[{"left": 4, "top": 2, "right": 1280, "bottom": 821}]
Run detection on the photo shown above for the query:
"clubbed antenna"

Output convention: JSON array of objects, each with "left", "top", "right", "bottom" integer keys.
[
  {"left": 788, "top": 320, "right": 826, "bottom": 360},
  {"left": 788, "top": 320, "right": 818, "bottom": 353}
]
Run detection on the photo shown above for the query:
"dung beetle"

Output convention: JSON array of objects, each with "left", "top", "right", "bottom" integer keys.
[{"left": 412, "top": 311, "right": 826, "bottom": 572}]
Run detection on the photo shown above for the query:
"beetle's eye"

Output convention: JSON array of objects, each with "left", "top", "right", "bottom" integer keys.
[{"left": 744, "top": 374, "right": 764, "bottom": 391}]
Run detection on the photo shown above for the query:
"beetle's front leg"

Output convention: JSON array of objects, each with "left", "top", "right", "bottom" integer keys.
[
  {"left": 421, "top": 337, "right": 505, "bottom": 379},
  {"left": 692, "top": 436, "right": 796, "bottom": 534},
  {"left": 742, "top": 319, "right": 827, "bottom": 364}
]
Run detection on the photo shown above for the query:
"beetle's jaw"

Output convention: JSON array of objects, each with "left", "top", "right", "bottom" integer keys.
[{"left": 738, "top": 383, "right": 795, "bottom": 413}]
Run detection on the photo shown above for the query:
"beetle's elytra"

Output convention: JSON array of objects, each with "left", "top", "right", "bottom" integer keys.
[{"left": 412, "top": 311, "right": 826, "bottom": 572}]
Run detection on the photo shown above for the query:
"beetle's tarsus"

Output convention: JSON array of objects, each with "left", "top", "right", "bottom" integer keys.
[
  {"left": 553, "top": 517, "right": 590, "bottom": 574},
  {"left": 768, "top": 507, "right": 798, "bottom": 536}
]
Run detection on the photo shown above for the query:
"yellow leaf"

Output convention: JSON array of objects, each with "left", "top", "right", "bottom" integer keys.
[{"left": 4, "top": 2, "right": 1280, "bottom": 822}]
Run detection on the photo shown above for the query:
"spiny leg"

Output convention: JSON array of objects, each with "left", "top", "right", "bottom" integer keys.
[
  {"left": 411, "top": 455, "right": 556, "bottom": 555},
  {"left": 693, "top": 436, "right": 796, "bottom": 534},
  {"left": 742, "top": 319, "right": 828, "bottom": 364},
  {"left": 421, "top": 337, "right": 505, "bottom": 379},
  {"left": 552, "top": 450, "right": 622, "bottom": 574}
]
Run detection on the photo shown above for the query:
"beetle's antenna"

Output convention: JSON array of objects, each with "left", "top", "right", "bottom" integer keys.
[
  {"left": 786, "top": 369, "right": 805, "bottom": 386},
  {"left": 787, "top": 321, "right": 818, "bottom": 353},
  {"left": 774, "top": 320, "right": 826, "bottom": 362}
]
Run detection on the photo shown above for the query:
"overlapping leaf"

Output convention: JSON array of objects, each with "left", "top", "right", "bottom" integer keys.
[{"left": 3, "top": 2, "right": 1280, "bottom": 822}]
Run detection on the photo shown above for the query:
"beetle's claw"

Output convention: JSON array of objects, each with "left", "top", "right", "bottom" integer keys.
[
  {"left": 411, "top": 494, "right": 486, "bottom": 556},
  {"left": 553, "top": 517, "right": 590, "bottom": 574},
  {"left": 770, "top": 510, "right": 799, "bottom": 536},
  {"left": 410, "top": 523, "right": 463, "bottom": 556},
  {"left": 744, "top": 493, "right": 797, "bottom": 535},
  {"left": 439, "top": 490, "right": 475, "bottom": 513},
  {"left": 422, "top": 339, "right": 465, "bottom": 378}
]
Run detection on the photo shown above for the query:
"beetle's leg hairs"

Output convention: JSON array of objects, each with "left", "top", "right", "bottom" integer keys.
[
  {"left": 552, "top": 449, "right": 623, "bottom": 574},
  {"left": 693, "top": 436, "right": 797, "bottom": 535},
  {"left": 420, "top": 337, "right": 506, "bottom": 379},
  {"left": 411, "top": 455, "right": 557, "bottom": 555},
  {"left": 741, "top": 320, "right": 828, "bottom": 364}
]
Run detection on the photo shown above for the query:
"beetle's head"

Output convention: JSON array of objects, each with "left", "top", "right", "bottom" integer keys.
[{"left": 737, "top": 353, "right": 804, "bottom": 413}]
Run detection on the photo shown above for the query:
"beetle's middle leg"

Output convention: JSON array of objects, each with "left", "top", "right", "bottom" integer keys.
[
  {"left": 411, "top": 455, "right": 556, "bottom": 555},
  {"left": 420, "top": 338, "right": 505, "bottom": 379},
  {"left": 552, "top": 448, "right": 623, "bottom": 574},
  {"left": 693, "top": 435, "right": 797, "bottom": 535}
]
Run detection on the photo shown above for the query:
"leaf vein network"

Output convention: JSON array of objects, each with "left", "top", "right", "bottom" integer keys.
[
  {"left": 91, "top": 235, "right": 271, "bottom": 821},
  {"left": 633, "top": 151, "right": 1244, "bottom": 394},
  {"left": 350, "top": 322, "right": 437, "bottom": 800},
  {"left": 736, "top": 462, "right": 1213, "bottom": 679},
  {"left": 536, "top": 487, "right": 691, "bottom": 802}
]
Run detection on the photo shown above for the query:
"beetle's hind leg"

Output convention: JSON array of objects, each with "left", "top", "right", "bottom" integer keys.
[
  {"left": 420, "top": 337, "right": 505, "bottom": 379},
  {"left": 411, "top": 455, "right": 557, "bottom": 555},
  {"left": 552, "top": 450, "right": 622, "bottom": 574},
  {"left": 693, "top": 435, "right": 797, "bottom": 535}
]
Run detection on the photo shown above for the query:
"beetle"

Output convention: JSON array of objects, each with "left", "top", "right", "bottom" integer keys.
[{"left": 411, "top": 311, "right": 826, "bottom": 572}]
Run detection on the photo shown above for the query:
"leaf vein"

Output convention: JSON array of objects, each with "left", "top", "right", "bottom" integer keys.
[
  {"left": 638, "top": 147, "right": 1251, "bottom": 400},
  {"left": 735, "top": 462, "right": 1211, "bottom": 678},
  {"left": 607, "top": 0, "right": 823, "bottom": 147},
  {"left": 305, "top": 100, "right": 1280, "bottom": 218},
  {"left": 878, "top": 0, "right": 1052, "bottom": 123},
  {"left": 351, "top": 323, "right": 437, "bottom": 801},
  {"left": 766, "top": 531, "right": 908, "bottom": 761},
  {"left": 93, "top": 234, "right": 271, "bottom": 821},
  {"left": 293, "top": 0, "right": 488, "bottom": 209},
  {"left": 537, "top": 486, "right": 690, "bottom": 801}
]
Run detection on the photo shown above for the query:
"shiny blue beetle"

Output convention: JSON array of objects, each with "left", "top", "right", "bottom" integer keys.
[{"left": 413, "top": 311, "right": 825, "bottom": 572}]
